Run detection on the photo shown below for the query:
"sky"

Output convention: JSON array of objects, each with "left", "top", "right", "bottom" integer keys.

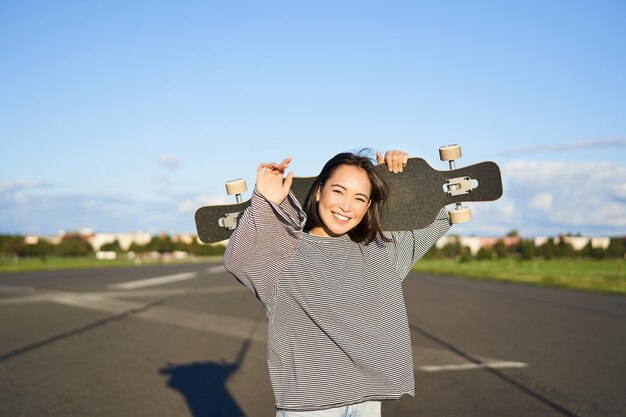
[{"left": 1, "top": 0, "right": 625, "bottom": 237}]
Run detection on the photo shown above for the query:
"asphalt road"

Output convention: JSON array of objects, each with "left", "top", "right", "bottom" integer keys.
[{"left": 0, "top": 262, "right": 624, "bottom": 417}]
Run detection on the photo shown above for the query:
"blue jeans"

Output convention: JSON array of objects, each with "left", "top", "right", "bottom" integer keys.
[{"left": 276, "top": 401, "right": 381, "bottom": 417}]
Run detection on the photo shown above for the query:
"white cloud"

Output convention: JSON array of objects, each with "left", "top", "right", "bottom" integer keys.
[
  {"left": 502, "top": 204, "right": 515, "bottom": 216},
  {"left": 610, "top": 181, "right": 626, "bottom": 200},
  {"left": 529, "top": 193, "right": 553, "bottom": 211},
  {"left": 502, "top": 138, "right": 626, "bottom": 156},
  {"left": 178, "top": 194, "right": 229, "bottom": 214},
  {"left": 159, "top": 154, "right": 183, "bottom": 169},
  {"left": 3, "top": 160, "right": 625, "bottom": 237},
  {"left": 0, "top": 180, "right": 49, "bottom": 194},
  {"left": 0, "top": 180, "right": 52, "bottom": 206},
  {"left": 500, "top": 160, "right": 626, "bottom": 235},
  {"left": 0, "top": 189, "right": 198, "bottom": 235},
  {"left": 449, "top": 198, "right": 521, "bottom": 237}
]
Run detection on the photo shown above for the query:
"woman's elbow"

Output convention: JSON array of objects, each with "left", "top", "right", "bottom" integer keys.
[{"left": 223, "top": 245, "right": 237, "bottom": 274}]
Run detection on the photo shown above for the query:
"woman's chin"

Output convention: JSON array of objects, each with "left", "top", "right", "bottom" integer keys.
[{"left": 324, "top": 223, "right": 353, "bottom": 237}]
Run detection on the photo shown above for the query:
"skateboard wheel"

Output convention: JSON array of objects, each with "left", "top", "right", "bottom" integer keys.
[
  {"left": 225, "top": 178, "right": 247, "bottom": 195},
  {"left": 439, "top": 144, "right": 462, "bottom": 161},
  {"left": 449, "top": 206, "right": 472, "bottom": 224}
]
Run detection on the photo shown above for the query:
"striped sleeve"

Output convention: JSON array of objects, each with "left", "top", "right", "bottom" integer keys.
[
  {"left": 223, "top": 187, "right": 305, "bottom": 308},
  {"left": 383, "top": 208, "right": 451, "bottom": 280}
]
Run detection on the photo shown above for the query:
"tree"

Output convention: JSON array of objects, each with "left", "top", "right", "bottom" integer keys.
[
  {"left": 146, "top": 235, "right": 176, "bottom": 253},
  {"left": 441, "top": 238, "right": 463, "bottom": 258},
  {"left": 555, "top": 239, "right": 574, "bottom": 258},
  {"left": 520, "top": 240, "right": 535, "bottom": 260},
  {"left": 494, "top": 240, "right": 507, "bottom": 259},
  {"left": 477, "top": 247, "right": 494, "bottom": 261},
  {"left": 1, "top": 236, "right": 26, "bottom": 257},
  {"left": 590, "top": 246, "right": 607, "bottom": 260},
  {"left": 578, "top": 241, "right": 592, "bottom": 258},
  {"left": 100, "top": 240, "right": 123, "bottom": 253},
  {"left": 189, "top": 240, "right": 227, "bottom": 256},
  {"left": 538, "top": 239, "right": 555, "bottom": 260},
  {"left": 25, "top": 240, "right": 55, "bottom": 258},
  {"left": 607, "top": 239, "right": 625, "bottom": 258},
  {"left": 458, "top": 247, "right": 473, "bottom": 263},
  {"left": 129, "top": 242, "right": 148, "bottom": 253},
  {"left": 174, "top": 241, "right": 188, "bottom": 252},
  {"left": 422, "top": 244, "right": 445, "bottom": 259},
  {"left": 55, "top": 236, "right": 93, "bottom": 257}
]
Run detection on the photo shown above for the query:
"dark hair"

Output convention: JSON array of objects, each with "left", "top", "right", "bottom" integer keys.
[{"left": 303, "top": 151, "right": 390, "bottom": 244}]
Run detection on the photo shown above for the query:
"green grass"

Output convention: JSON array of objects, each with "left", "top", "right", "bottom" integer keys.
[
  {"left": 412, "top": 258, "right": 626, "bottom": 295},
  {"left": 0, "top": 256, "right": 222, "bottom": 272},
  {"left": 4, "top": 256, "right": 625, "bottom": 295}
]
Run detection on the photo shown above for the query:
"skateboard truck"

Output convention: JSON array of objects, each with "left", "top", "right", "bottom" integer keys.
[
  {"left": 218, "top": 179, "right": 248, "bottom": 230},
  {"left": 439, "top": 144, "right": 472, "bottom": 224},
  {"left": 218, "top": 212, "right": 243, "bottom": 230}
]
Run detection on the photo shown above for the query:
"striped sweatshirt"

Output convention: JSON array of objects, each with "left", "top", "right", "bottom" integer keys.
[{"left": 224, "top": 188, "right": 451, "bottom": 411}]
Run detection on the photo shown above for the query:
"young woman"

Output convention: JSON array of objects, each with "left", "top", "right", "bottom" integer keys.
[{"left": 224, "top": 150, "right": 451, "bottom": 417}]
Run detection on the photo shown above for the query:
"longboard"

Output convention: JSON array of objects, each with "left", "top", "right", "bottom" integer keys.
[{"left": 195, "top": 152, "right": 502, "bottom": 244}]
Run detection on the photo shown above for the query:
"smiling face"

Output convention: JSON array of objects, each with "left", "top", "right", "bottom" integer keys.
[{"left": 309, "top": 164, "right": 372, "bottom": 237}]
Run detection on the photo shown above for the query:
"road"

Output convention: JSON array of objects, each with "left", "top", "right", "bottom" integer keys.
[{"left": 0, "top": 262, "right": 624, "bottom": 417}]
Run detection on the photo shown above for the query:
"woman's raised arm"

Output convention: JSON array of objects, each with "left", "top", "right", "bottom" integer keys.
[{"left": 256, "top": 157, "right": 294, "bottom": 205}]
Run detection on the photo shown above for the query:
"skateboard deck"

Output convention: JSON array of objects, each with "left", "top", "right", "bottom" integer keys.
[{"left": 195, "top": 157, "right": 503, "bottom": 244}]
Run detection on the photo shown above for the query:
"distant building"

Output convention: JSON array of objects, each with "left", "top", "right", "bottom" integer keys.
[
  {"left": 173, "top": 233, "right": 228, "bottom": 246},
  {"left": 24, "top": 233, "right": 62, "bottom": 245},
  {"left": 533, "top": 236, "right": 610, "bottom": 250},
  {"left": 172, "top": 233, "right": 195, "bottom": 245},
  {"left": 436, "top": 236, "right": 521, "bottom": 255},
  {"left": 435, "top": 235, "right": 613, "bottom": 255},
  {"left": 589, "top": 237, "right": 611, "bottom": 249},
  {"left": 89, "top": 232, "right": 152, "bottom": 251},
  {"left": 23, "top": 229, "right": 615, "bottom": 256}
]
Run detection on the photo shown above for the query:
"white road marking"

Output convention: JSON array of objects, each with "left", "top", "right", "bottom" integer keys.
[
  {"left": 3, "top": 284, "right": 526, "bottom": 368},
  {"left": 0, "top": 284, "right": 36, "bottom": 293},
  {"left": 0, "top": 289, "right": 76, "bottom": 304},
  {"left": 0, "top": 286, "right": 246, "bottom": 305},
  {"left": 419, "top": 361, "right": 528, "bottom": 372},
  {"left": 98, "top": 285, "right": 245, "bottom": 299},
  {"left": 52, "top": 294, "right": 264, "bottom": 341},
  {"left": 1, "top": 268, "right": 261, "bottom": 342},
  {"left": 108, "top": 272, "right": 198, "bottom": 290}
]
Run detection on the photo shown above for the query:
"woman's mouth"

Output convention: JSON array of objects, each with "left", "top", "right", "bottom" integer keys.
[{"left": 332, "top": 212, "right": 350, "bottom": 223}]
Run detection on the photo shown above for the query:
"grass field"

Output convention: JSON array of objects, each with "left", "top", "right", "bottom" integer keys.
[
  {"left": 3, "top": 256, "right": 625, "bottom": 295},
  {"left": 0, "top": 256, "right": 220, "bottom": 272},
  {"left": 413, "top": 258, "right": 626, "bottom": 295}
]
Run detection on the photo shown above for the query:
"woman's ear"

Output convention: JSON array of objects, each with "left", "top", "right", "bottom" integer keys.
[{"left": 315, "top": 185, "right": 321, "bottom": 202}]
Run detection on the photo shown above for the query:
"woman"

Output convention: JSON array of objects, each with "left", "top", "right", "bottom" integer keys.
[{"left": 224, "top": 150, "right": 451, "bottom": 416}]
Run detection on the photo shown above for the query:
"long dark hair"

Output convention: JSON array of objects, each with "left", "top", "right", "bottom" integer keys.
[{"left": 303, "top": 151, "right": 390, "bottom": 244}]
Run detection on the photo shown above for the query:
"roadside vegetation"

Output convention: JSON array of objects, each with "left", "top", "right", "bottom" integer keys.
[
  {"left": 2, "top": 231, "right": 625, "bottom": 295},
  {"left": 415, "top": 232, "right": 626, "bottom": 295},
  {"left": 0, "top": 234, "right": 225, "bottom": 272}
]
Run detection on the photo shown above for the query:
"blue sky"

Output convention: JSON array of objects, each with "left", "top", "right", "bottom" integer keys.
[{"left": 1, "top": 0, "right": 625, "bottom": 237}]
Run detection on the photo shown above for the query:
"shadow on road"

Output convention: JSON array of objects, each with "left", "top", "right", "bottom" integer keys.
[
  {"left": 160, "top": 360, "right": 245, "bottom": 417},
  {"left": 160, "top": 338, "right": 254, "bottom": 417}
]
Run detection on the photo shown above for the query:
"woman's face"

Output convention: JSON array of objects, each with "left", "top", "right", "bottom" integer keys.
[{"left": 310, "top": 164, "right": 372, "bottom": 237}]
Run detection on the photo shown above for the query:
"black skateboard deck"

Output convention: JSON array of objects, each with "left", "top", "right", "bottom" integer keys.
[{"left": 195, "top": 158, "right": 502, "bottom": 244}]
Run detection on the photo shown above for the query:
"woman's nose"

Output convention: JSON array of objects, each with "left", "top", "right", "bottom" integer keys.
[{"left": 339, "top": 199, "right": 351, "bottom": 212}]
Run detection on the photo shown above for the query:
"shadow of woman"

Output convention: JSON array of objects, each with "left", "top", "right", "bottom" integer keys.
[
  {"left": 160, "top": 334, "right": 257, "bottom": 417},
  {"left": 160, "top": 359, "right": 245, "bottom": 417}
]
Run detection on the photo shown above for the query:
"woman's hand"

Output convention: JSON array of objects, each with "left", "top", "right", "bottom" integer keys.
[
  {"left": 376, "top": 150, "right": 409, "bottom": 173},
  {"left": 256, "top": 157, "right": 294, "bottom": 205}
]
